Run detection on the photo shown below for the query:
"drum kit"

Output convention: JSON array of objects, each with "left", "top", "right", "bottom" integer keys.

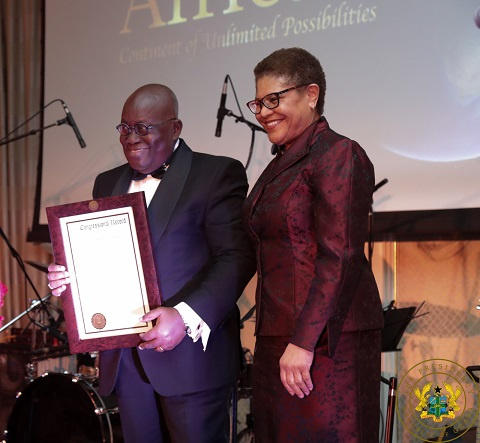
[
  {"left": 3, "top": 352, "right": 120, "bottom": 443},
  {"left": 0, "top": 267, "right": 121, "bottom": 442}
]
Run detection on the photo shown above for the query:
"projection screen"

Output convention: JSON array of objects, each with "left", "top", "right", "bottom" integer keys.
[{"left": 39, "top": 0, "right": 480, "bottom": 227}]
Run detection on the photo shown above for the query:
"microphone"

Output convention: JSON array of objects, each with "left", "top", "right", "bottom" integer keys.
[
  {"left": 215, "top": 75, "right": 228, "bottom": 137},
  {"left": 62, "top": 102, "right": 86, "bottom": 148}
]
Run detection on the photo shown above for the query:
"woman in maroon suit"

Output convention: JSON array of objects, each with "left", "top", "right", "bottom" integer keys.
[{"left": 243, "top": 48, "right": 384, "bottom": 442}]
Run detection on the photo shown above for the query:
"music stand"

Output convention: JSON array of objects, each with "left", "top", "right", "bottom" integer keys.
[{"left": 382, "top": 305, "right": 417, "bottom": 353}]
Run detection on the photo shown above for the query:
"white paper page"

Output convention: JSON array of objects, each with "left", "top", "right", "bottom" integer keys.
[{"left": 60, "top": 207, "right": 152, "bottom": 340}]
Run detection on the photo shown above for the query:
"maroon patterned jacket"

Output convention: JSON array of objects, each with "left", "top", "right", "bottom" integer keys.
[{"left": 243, "top": 117, "right": 384, "bottom": 357}]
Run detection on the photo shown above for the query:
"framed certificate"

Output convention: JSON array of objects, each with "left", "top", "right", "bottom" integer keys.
[{"left": 46, "top": 192, "right": 162, "bottom": 353}]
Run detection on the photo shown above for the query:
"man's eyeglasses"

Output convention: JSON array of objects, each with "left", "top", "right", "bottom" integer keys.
[
  {"left": 246, "top": 85, "right": 307, "bottom": 115},
  {"left": 116, "top": 117, "right": 176, "bottom": 136}
]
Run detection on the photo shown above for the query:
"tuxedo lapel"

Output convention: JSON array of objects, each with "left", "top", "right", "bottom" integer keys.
[
  {"left": 111, "top": 167, "right": 133, "bottom": 196},
  {"left": 147, "top": 141, "right": 192, "bottom": 249}
]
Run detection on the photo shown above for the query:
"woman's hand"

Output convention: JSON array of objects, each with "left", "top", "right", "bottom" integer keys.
[
  {"left": 47, "top": 264, "right": 71, "bottom": 296},
  {"left": 279, "top": 343, "right": 314, "bottom": 398}
]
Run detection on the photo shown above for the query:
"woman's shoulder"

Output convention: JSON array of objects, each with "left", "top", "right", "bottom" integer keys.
[{"left": 312, "top": 123, "right": 370, "bottom": 162}]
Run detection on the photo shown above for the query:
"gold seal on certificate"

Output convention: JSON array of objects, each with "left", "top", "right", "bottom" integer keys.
[{"left": 92, "top": 313, "right": 106, "bottom": 330}]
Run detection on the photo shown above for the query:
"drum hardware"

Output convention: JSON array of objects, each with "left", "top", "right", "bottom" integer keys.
[
  {"left": 78, "top": 364, "right": 99, "bottom": 380},
  {"left": 77, "top": 351, "right": 100, "bottom": 381},
  {"left": 27, "top": 349, "right": 78, "bottom": 383},
  {"left": 25, "top": 362, "right": 36, "bottom": 384},
  {"left": 95, "top": 406, "right": 120, "bottom": 416}
]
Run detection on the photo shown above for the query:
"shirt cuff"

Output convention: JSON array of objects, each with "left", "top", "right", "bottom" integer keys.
[{"left": 174, "top": 302, "right": 211, "bottom": 351}]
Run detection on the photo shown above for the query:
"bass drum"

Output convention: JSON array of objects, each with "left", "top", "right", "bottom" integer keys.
[{"left": 5, "top": 372, "right": 116, "bottom": 443}]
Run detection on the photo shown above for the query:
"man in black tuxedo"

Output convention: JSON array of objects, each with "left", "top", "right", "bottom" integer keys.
[{"left": 47, "top": 84, "right": 255, "bottom": 442}]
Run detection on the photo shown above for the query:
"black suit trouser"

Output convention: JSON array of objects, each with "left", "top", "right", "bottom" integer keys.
[{"left": 114, "top": 347, "right": 232, "bottom": 443}]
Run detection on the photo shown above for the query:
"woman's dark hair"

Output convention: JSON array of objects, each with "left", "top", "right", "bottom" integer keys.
[{"left": 253, "top": 47, "right": 326, "bottom": 115}]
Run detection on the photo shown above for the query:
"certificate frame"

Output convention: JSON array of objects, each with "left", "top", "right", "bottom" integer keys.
[{"left": 46, "top": 192, "right": 162, "bottom": 353}]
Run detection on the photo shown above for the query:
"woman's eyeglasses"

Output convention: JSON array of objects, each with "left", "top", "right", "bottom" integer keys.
[{"left": 246, "top": 85, "right": 307, "bottom": 115}]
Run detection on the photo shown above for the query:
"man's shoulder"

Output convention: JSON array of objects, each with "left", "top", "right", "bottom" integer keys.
[
  {"left": 190, "top": 150, "right": 243, "bottom": 171},
  {"left": 192, "top": 150, "right": 239, "bottom": 163},
  {"left": 96, "top": 163, "right": 129, "bottom": 180},
  {"left": 180, "top": 138, "right": 241, "bottom": 166}
]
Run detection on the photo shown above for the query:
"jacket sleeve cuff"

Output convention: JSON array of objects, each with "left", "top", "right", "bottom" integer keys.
[{"left": 174, "top": 302, "right": 211, "bottom": 351}]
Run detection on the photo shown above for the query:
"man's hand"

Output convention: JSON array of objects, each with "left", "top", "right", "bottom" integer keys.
[
  {"left": 279, "top": 343, "right": 314, "bottom": 398},
  {"left": 138, "top": 307, "right": 187, "bottom": 352},
  {"left": 47, "top": 264, "right": 71, "bottom": 296}
]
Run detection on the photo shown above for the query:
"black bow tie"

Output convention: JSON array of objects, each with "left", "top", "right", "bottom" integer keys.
[
  {"left": 132, "top": 164, "right": 169, "bottom": 181},
  {"left": 271, "top": 144, "right": 286, "bottom": 155}
]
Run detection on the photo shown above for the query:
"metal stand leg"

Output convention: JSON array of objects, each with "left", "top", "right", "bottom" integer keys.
[
  {"left": 231, "top": 382, "right": 238, "bottom": 443},
  {"left": 382, "top": 376, "right": 397, "bottom": 443}
]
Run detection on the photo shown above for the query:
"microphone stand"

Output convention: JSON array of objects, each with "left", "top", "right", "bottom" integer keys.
[
  {"left": 0, "top": 225, "right": 67, "bottom": 344},
  {"left": 0, "top": 293, "right": 53, "bottom": 333},
  {"left": 0, "top": 99, "right": 70, "bottom": 344},
  {"left": 0, "top": 118, "right": 68, "bottom": 146},
  {"left": 222, "top": 108, "right": 266, "bottom": 170}
]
